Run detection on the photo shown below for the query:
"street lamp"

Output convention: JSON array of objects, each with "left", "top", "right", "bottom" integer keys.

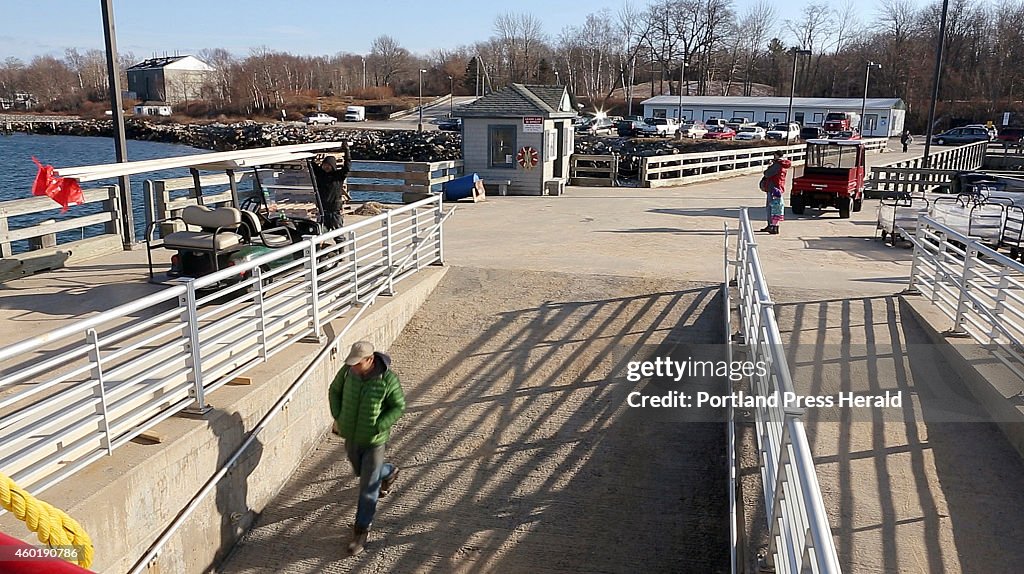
[
  {"left": 361, "top": 57, "right": 366, "bottom": 90},
  {"left": 418, "top": 68, "right": 427, "bottom": 132},
  {"left": 923, "top": 0, "right": 950, "bottom": 167},
  {"left": 787, "top": 48, "right": 812, "bottom": 124},
  {"left": 676, "top": 60, "right": 688, "bottom": 121},
  {"left": 554, "top": 70, "right": 560, "bottom": 85},
  {"left": 448, "top": 75, "right": 454, "bottom": 118},
  {"left": 860, "top": 62, "right": 882, "bottom": 136}
]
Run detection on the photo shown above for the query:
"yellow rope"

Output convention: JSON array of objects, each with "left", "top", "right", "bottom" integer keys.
[{"left": 0, "top": 472, "right": 94, "bottom": 569}]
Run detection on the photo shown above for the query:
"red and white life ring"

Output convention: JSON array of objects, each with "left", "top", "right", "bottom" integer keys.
[{"left": 516, "top": 146, "right": 540, "bottom": 169}]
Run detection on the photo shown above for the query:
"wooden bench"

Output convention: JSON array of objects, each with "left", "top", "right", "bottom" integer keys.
[{"left": 490, "top": 180, "right": 512, "bottom": 196}]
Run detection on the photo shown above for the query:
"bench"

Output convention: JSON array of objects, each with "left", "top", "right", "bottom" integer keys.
[
  {"left": 146, "top": 205, "right": 245, "bottom": 281},
  {"left": 494, "top": 180, "right": 512, "bottom": 196}
]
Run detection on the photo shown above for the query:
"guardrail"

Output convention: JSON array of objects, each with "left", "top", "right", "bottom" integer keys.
[
  {"left": 569, "top": 154, "right": 619, "bottom": 186},
  {"left": 641, "top": 138, "right": 888, "bottom": 188},
  {"left": 903, "top": 215, "right": 1024, "bottom": 382},
  {"left": 0, "top": 185, "right": 123, "bottom": 281},
  {"left": 865, "top": 141, "right": 987, "bottom": 197},
  {"left": 0, "top": 195, "right": 446, "bottom": 496},
  {"left": 728, "top": 208, "right": 841, "bottom": 574}
]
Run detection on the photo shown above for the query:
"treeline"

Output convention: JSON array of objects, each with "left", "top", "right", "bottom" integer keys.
[{"left": 1, "top": 0, "right": 1021, "bottom": 129}]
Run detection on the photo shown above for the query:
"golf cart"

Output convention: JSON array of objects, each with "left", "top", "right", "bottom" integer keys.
[
  {"left": 790, "top": 139, "right": 866, "bottom": 219},
  {"left": 52, "top": 142, "right": 346, "bottom": 287}
]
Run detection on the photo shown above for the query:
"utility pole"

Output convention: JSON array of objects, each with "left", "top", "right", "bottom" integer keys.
[
  {"left": 787, "top": 49, "right": 812, "bottom": 124},
  {"left": 860, "top": 62, "right": 882, "bottom": 136},
  {"left": 101, "top": 0, "right": 134, "bottom": 248},
  {"left": 923, "top": 0, "right": 950, "bottom": 168}
]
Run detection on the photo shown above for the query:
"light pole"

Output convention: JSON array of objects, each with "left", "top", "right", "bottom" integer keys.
[
  {"left": 787, "top": 48, "right": 811, "bottom": 124},
  {"left": 860, "top": 62, "right": 882, "bottom": 136},
  {"left": 676, "top": 60, "right": 688, "bottom": 121},
  {"left": 418, "top": 68, "right": 426, "bottom": 132},
  {"left": 923, "top": 0, "right": 950, "bottom": 167},
  {"left": 361, "top": 57, "right": 366, "bottom": 90},
  {"left": 448, "top": 75, "right": 454, "bottom": 118},
  {"left": 554, "top": 70, "right": 559, "bottom": 85}
]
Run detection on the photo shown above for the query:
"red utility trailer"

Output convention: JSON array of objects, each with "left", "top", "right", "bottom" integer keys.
[{"left": 790, "top": 139, "right": 866, "bottom": 219}]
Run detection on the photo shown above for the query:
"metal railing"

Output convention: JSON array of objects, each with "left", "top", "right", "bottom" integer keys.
[
  {"left": 727, "top": 208, "right": 841, "bottom": 574},
  {"left": 904, "top": 215, "right": 1024, "bottom": 383},
  {"left": 0, "top": 195, "right": 446, "bottom": 496},
  {"left": 865, "top": 140, "right": 987, "bottom": 197}
]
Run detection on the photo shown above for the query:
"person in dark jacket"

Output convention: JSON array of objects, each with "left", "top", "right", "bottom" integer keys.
[
  {"left": 311, "top": 145, "right": 351, "bottom": 230},
  {"left": 328, "top": 340, "right": 406, "bottom": 556},
  {"left": 900, "top": 130, "right": 913, "bottom": 153}
]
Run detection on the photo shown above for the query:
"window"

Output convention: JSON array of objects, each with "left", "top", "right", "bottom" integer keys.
[
  {"left": 765, "top": 112, "right": 787, "bottom": 124},
  {"left": 703, "top": 110, "right": 723, "bottom": 121},
  {"left": 489, "top": 125, "right": 516, "bottom": 169},
  {"left": 865, "top": 114, "right": 878, "bottom": 132},
  {"left": 794, "top": 112, "right": 805, "bottom": 124},
  {"left": 812, "top": 113, "right": 824, "bottom": 125},
  {"left": 546, "top": 130, "right": 557, "bottom": 160},
  {"left": 653, "top": 108, "right": 667, "bottom": 118}
]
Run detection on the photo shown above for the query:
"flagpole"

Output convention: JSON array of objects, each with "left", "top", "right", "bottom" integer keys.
[{"left": 101, "top": 0, "right": 134, "bottom": 248}]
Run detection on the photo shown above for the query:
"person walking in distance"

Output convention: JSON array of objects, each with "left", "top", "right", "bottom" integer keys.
[
  {"left": 760, "top": 150, "right": 791, "bottom": 235},
  {"left": 900, "top": 129, "right": 913, "bottom": 153},
  {"left": 329, "top": 341, "right": 406, "bottom": 556},
  {"left": 311, "top": 142, "right": 352, "bottom": 231}
]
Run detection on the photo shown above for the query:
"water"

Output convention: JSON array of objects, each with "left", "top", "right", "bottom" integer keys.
[{"left": 0, "top": 133, "right": 403, "bottom": 253}]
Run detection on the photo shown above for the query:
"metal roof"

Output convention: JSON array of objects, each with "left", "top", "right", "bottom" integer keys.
[
  {"left": 454, "top": 84, "right": 576, "bottom": 118},
  {"left": 640, "top": 95, "right": 905, "bottom": 109},
  {"left": 127, "top": 55, "right": 213, "bottom": 71}
]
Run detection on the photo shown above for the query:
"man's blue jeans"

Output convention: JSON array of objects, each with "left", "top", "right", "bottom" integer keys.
[{"left": 345, "top": 440, "right": 396, "bottom": 529}]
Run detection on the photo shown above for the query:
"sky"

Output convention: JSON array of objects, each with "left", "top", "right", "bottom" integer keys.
[{"left": 1, "top": 0, "right": 910, "bottom": 63}]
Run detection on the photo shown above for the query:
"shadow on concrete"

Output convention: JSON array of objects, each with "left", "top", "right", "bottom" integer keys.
[
  {"left": 770, "top": 294, "right": 1024, "bottom": 573},
  {"left": 207, "top": 408, "right": 264, "bottom": 572},
  {"left": 220, "top": 270, "right": 731, "bottom": 573},
  {"left": 797, "top": 236, "right": 913, "bottom": 263},
  {"left": 648, "top": 207, "right": 743, "bottom": 219},
  {"left": 597, "top": 227, "right": 724, "bottom": 236}
]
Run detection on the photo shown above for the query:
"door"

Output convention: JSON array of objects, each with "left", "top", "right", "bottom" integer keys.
[{"left": 554, "top": 123, "right": 565, "bottom": 179}]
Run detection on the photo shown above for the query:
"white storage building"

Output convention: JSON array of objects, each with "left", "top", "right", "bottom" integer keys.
[{"left": 639, "top": 96, "right": 906, "bottom": 137}]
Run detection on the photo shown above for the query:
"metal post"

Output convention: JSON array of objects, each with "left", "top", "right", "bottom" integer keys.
[
  {"left": 383, "top": 212, "right": 395, "bottom": 295},
  {"left": 923, "top": 0, "right": 950, "bottom": 168},
  {"left": 255, "top": 266, "right": 268, "bottom": 360},
  {"left": 303, "top": 239, "right": 323, "bottom": 341},
  {"left": 991, "top": 271, "right": 1010, "bottom": 345},
  {"left": 181, "top": 282, "right": 210, "bottom": 415},
  {"left": 418, "top": 69, "right": 425, "bottom": 132},
  {"left": 101, "top": 0, "right": 134, "bottom": 248},
  {"left": 860, "top": 62, "right": 881, "bottom": 136},
  {"left": 349, "top": 230, "right": 360, "bottom": 304},
  {"left": 951, "top": 243, "right": 976, "bottom": 334},
  {"left": 787, "top": 49, "right": 811, "bottom": 124},
  {"left": 448, "top": 76, "right": 454, "bottom": 118},
  {"left": 361, "top": 57, "right": 366, "bottom": 90},
  {"left": 676, "top": 61, "right": 685, "bottom": 121},
  {"left": 435, "top": 197, "right": 445, "bottom": 265},
  {"left": 87, "top": 329, "right": 113, "bottom": 455}
]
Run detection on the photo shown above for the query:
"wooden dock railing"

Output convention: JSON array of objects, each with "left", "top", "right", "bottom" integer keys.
[
  {"left": 0, "top": 186, "right": 122, "bottom": 282},
  {"left": 570, "top": 154, "right": 620, "bottom": 187},
  {"left": 639, "top": 138, "right": 889, "bottom": 188},
  {"left": 865, "top": 140, "right": 987, "bottom": 197}
]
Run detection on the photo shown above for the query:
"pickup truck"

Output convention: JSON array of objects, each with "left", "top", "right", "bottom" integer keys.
[
  {"left": 637, "top": 118, "right": 678, "bottom": 137},
  {"left": 303, "top": 112, "right": 337, "bottom": 126}
]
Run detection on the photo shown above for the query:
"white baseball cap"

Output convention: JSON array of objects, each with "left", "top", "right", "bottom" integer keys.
[{"left": 344, "top": 341, "right": 374, "bottom": 365}]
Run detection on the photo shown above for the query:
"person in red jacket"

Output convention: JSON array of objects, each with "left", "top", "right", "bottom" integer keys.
[{"left": 760, "top": 151, "right": 791, "bottom": 234}]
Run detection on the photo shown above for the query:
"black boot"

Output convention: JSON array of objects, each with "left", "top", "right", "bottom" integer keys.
[
  {"left": 768, "top": 225, "right": 779, "bottom": 235},
  {"left": 347, "top": 525, "right": 369, "bottom": 556}
]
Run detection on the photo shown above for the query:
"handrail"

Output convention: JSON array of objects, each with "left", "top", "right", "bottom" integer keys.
[
  {"left": 0, "top": 195, "right": 447, "bottom": 498},
  {"left": 728, "top": 208, "right": 841, "bottom": 574}
]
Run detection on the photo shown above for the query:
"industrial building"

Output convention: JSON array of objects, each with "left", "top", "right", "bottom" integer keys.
[
  {"left": 639, "top": 95, "right": 907, "bottom": 137},
  {"left": 126, "top": 55, "right": 214, "bottom": 105}
]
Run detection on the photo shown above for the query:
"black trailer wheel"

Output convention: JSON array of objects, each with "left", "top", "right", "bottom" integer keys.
[
  {"left": 838, "top": 197, "right": 851, "bottom": 219},
  {"left": 791, "top": 195, "right": 806, "bottom": 215},
  {"left": 852, "top": 197, "right": 863, "bottom": 212}
]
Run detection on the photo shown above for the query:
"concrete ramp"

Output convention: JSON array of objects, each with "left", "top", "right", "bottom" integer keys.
[{"left": 219, "top": 267, "right": 730, "bottom": 573}]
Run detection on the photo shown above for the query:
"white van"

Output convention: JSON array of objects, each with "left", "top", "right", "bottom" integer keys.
[{"left": 344, "top": 106, "right": 366, "bottom": 122}]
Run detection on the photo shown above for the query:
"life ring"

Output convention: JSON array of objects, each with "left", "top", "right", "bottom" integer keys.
[{"left": 516, "top": 146, "right": 539, "bottom": 169}]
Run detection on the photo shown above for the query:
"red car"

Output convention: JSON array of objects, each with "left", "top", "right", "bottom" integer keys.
[
  {"left": 997, "top": 127, "right": 1024, "bottom": 143},
  {"left": 703, "top": 126, "right": 736, "bottom": 140}
]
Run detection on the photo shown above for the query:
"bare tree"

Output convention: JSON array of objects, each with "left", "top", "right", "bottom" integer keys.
[{"left": 369, "top": 35, "right": 410, "bottom": 86}]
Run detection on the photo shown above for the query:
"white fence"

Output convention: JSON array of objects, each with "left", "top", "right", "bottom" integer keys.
[
  {"left": 727, "top": 208, "right": 841, "bottom": 574},
  {"left": 0, "top": 196, "right": 446, "bottom": 496},
  {"left": 642, "top": 138, "right": 888, "bottom": 188},
  {"left": 904, "top": 216, "right": 1024, "bottom": 382}
]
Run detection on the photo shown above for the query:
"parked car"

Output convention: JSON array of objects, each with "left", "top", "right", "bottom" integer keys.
[
  {"left": 734, "top": 126, "right": 766, "bottom": 141},
  {"left": 636, "top": 118, "right": 678, "bottom": 137},
  {"left": 931, "top": 127, "right": 991, "bottom": 145},
  {"left": 677, "top": 121, "right": 708, "bottom": 139},
  {"left": 964, "top": 124, "right": 998, "bottom": 139},
  {"left": 436, "top": 117, "right": 462, "bottom": 131},
  {"left": 835, "top": 130, "right": 861, "bottom": 140},
  {"left": 996, "top": 127, "right": 1024, "bottom": 143},
  {"left": 766, "top": 122, "right": 800, "bottom": 142},
  {"left": 755, "top": 121, "right": 773, "bottom": 130},
  {"left": 616, "top": 119, "right": 647, "bottom": 136},
  {"left": 800, "top": 126, "right": 825, "bottom": 140},
  {"left": 727, "top": 117, "right": 752, "bottom": 131},
  {"left": 705, "top": 118, "right": 728, "bottom": 129},
  {"left": 303, "top": 112, "right": 337, "bottom": 126},
  {"left": 703, "top": 126, "right": 736, "bottom": 140},
  {"left": 575, "top": 116, "right": 617, "bottom": 135}
]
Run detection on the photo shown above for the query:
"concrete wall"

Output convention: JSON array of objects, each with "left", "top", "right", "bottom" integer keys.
[
  {"left": 0, "top": 267, "right": 447, "bottom": 573},
  {"left": 127, "top": 69, "right": 165, "bottom": 102},
  {"left": 463, "top": 117, "right": 570, "bottom": 195}
]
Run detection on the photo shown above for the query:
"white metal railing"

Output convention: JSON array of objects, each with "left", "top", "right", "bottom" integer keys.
[
  {"left": 727, "top": 208, "right": 841, "bottom": 574},
  {"left": 0, "top": 195, "right": 446, "bottom": 496},
  {"left": 904, "top": 215, "right": 1024, "bottom": 382}
]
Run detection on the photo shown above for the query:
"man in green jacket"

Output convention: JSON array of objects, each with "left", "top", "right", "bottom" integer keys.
[{"left": 329, "top": 340, "right": 406, "bottom": 556}]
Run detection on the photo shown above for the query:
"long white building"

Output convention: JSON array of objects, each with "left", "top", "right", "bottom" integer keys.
[{"left": 639, "top": 95, "right": 906, "bottom": 137}]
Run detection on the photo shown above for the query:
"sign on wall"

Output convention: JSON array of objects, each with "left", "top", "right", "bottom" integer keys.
[{"left": 523, "top": 116, "right": 543, "bottom": 133}]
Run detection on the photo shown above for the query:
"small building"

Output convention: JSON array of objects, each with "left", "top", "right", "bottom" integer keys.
[
  {"left": 127, "top": 55, "right": 214, "bottom": 105},
  {"left": 133, "top": 102, "right": 173, "bottom": 116},
  {"left": 454, "top": 84, "right": 576, "bottom": 195},
  {"left": 639, "top": 95, "right": 907, "bottom": 137}
]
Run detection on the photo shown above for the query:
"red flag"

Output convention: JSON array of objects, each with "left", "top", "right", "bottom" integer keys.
[{"left": 31, "top": 157, "right": 84, "bottom": 212}]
